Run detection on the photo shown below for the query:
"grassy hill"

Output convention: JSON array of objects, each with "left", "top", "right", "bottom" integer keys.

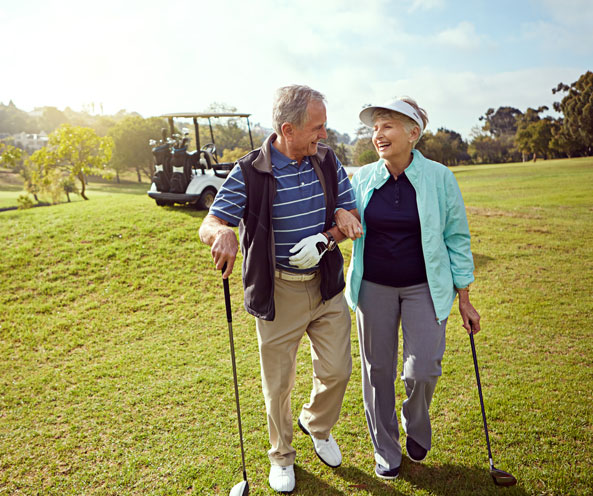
[{"left": 1, "top": 158, "right": 592, "bottom": 495}]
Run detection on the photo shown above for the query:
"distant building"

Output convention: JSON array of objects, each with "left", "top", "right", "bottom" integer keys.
[{"left": 11, "top": 131, "right": 48, "bottom": 153}]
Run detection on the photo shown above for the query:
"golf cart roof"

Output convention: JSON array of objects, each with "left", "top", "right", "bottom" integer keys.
[{"left": 161, "top": 112, "right": 251, "bottom": 118}]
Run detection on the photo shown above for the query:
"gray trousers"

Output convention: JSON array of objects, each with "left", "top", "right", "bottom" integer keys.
[{"left": 356, "top": 280, "right": 447, "bottom": 469}]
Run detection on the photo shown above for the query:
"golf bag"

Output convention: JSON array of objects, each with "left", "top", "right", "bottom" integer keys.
[
  {"left": 169, "top": 137, "right": 193, "bottom": 194},
  {"left": 151, "top": 144, "right": 172, "bottom": 192},
  {"left": 151, "top": 129, "right": 173, "bottom": 192}
]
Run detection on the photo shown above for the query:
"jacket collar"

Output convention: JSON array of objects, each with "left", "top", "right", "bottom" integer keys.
[{"left": 370, "top": 149, "right": 423, "bottom": 187}]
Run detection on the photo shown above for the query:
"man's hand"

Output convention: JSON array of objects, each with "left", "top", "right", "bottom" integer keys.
[
  {"left": 458, "top": 290, "right": 481, "bottom": 334},
  {"left": 211, "top": 227, "right": 239, "bottom": 278},
  {"left": 199, "top": 214, "right": 239, "bottom": 279},
  {"left": 335, "top": 208, "right": 363, "bottom": 240},
  {"left": 288, "top": 233, "right": 327, "bottom": 270}
]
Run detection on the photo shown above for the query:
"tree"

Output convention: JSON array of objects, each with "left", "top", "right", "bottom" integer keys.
[
  {"left": 0, "top": 101, "right": 35, "bottom": 133},
  {"left": 479, "top": 106, "right": 522, "bottom": 137},
  {"left": 198, "top": 102, "right": 265, "bottom": 157},
  {"left": 109, "top": 116, "right": 167, "bottom": 182},
  {"left": 515, "top": 118, "right": 555, "bottom": 162},
  {"left": 0, "top": 143, "right": 24, "bottom": 169},
  {"left": 351, "top": 121, "right": 377, "bottom": 166},
  {"left": 549, "top": 121, "right": 587, "bottom": 158},
  {"left": 468, "top": 130, "right": 509, "bottom": 164},
  {"left": 324, "top": 128, "right": 351, "bottom": 165},
  {"left": 553, "top": 71, "right": 593, "bottom": 155},
  {"left": 219, "top": 147, "right": 251, "bottom": 163},
  {"left": 29, "top": 124, "right": 114, "bottom": 200},
  {"left": 417, "top": 128, "right": 469, "bottom": 166},
  {"left": 352, "top": 138, "right": 377, "bottom": 166},
  {"left": 474, "top": 106, "right": 524, "bottom": 163},
  {"left": 0, "top": 144, "right": 38, "bottom": 199},
  {"left": 36, "top": 106, "right": 67, "bottom": 132}
]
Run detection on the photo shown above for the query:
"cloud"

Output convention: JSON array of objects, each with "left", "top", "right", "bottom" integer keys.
[
  {"left": 408, "top": 0, "right": 445, "bottom": 12},
  {"left": 355, "top": 67, "right": 585, "bottom": 139},
  {"left": 435, "top": 21, "right": 481, "bottom": 50},
  {"left": 538, "top": 0, "right": 593, "bottom": 26}
]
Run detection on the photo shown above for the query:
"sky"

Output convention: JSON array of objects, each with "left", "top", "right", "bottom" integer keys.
[{"left": 1, "top": 0, "right": 591, "bottom": 140}]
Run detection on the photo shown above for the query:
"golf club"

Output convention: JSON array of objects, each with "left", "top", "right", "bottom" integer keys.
[
  {"left": 469, "top": 330, "right": 517, "bottom": 487},
  {"left": 222, "top": 267, "right": 249, "bottom": 496}
]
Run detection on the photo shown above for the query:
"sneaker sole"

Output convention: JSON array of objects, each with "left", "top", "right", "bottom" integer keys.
[
  {"left": 406, "top": 452, "right": 426, "bottom": 463},
  {"left": 297, "top": 418, "right": 341, "bottom": 468},
  {"left": 375, "top": 469, "right": 399, "bottom": 480}
]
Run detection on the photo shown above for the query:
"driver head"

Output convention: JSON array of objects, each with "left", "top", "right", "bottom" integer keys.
[{"left": 491, "top": 468, "right": 517, "bottom": 486}]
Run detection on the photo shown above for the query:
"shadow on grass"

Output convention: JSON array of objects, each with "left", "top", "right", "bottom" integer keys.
[
  {"left": 88, "top": 182, "right": 149, "bottom": 195},
  {"left": 398, "top": 460, "right": 527, "bottom": 496},
  {"left": 293, "top": 465, "right": 351, "bottom": 495},
  {"left": 156, "top": 203, "right": 209, "bottom": 218},
  {"left": 335, "top": 465, "right": 405, "bottom": 495},
  {"left": 473, "top": 252, "right": 494, "bottom": 270},
  {"left": 334, "top": 460, "right": 527, "bottom": 496}
]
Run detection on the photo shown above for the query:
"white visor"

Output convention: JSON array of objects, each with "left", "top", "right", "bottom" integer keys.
[{"left": 359, "top": 100, "right": 425, "bottom": 135}]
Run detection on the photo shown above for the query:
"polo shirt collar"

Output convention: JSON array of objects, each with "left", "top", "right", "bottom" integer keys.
[
  {"left": 270, "top": 143, "right": 310, "bottom": 169},
  {"left": 372, "top": 151, "right": 421, "bottom": 186}
]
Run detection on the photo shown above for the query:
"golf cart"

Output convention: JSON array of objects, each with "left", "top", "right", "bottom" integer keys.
[{"left": 147, "top": 112, "right": 255, "bottom": 209}]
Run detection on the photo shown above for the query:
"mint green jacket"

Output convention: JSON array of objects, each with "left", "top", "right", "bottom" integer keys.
[{"left": 345, "top": 150, "right": 474, "bottom": 323}]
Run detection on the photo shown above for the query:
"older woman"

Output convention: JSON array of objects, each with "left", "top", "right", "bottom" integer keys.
[{"left": 336, "top": 97, "right": 481, "bottom": 479}]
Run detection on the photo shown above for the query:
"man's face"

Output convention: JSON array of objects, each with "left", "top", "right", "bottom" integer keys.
[{"left": 289, "top": 100, "right": 328, "bottom": 160}]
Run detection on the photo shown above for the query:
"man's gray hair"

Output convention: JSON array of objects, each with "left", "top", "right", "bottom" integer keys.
[{"left": 272, "top": 85, "right": 326, "bottom": 135}]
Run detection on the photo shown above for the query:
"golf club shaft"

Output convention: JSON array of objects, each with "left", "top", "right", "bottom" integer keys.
[
  {"left": 222, "top": 270, "right": 247, "bottom": 482},
  {"left": 469, "top": 332, "right": 494, "bottom": 467}
]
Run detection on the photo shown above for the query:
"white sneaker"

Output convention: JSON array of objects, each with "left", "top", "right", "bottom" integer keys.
[
  {"left": 298, "top": 417, "right": 342, "bottom": 468},
  {"left": 269, "top": 464, "right": 295, "bottom": 493}
]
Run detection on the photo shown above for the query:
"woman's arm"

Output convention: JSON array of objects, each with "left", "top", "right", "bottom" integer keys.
[{"left": 443, "top": 171, "right": 481, "bottom": 333}]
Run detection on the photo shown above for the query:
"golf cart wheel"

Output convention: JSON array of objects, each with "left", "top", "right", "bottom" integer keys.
[
  {"left": 197, "top": 187, "right": 217, "bottom": 210},
  {"left": 155, "top": 199, "right": 166, "bottom": 207}
]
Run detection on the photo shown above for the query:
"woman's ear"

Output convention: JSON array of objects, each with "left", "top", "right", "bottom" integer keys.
[{"left": 409, "top": 125, "right": 420, "bottom": 143}]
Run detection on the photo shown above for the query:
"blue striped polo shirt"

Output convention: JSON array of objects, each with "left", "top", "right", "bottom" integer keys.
[{"left": 209, "top": 143, "right": 356, "bottom": 273}]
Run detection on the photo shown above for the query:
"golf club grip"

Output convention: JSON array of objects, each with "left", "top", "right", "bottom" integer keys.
[
  {"left": 470, "top": 333, "right": 494, "bottom": 462},
  {"left": 222, "top": 265, "right": 232, "bottom": 323}
]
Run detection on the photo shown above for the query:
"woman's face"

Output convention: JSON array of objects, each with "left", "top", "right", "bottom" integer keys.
[{"left": 372, "top": 117, "right": 416, "bottom": 162}]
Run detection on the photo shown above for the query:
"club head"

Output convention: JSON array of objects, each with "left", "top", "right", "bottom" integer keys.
[
  {"left": 229, "top": 480, "right": 249, "bottom": 496},
  {"left": 490, "top": 467, "right": 517, "bottom": 486}
]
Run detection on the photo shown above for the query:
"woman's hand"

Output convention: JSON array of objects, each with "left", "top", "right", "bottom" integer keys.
[
  {"left": 335, "top": 208, "right": 363, "bottom": 240},
  {"left": 458, "top": 290, "right": 481, "bottom": 334}
]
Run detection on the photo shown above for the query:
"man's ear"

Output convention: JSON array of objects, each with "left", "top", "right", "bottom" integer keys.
[{"left": 281, "top": 122, "right": 293, "bottom": 140}]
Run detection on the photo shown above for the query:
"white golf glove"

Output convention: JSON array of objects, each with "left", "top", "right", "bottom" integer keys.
[{"left": 288, "top": 233, "right": 328, "bottom": 270}]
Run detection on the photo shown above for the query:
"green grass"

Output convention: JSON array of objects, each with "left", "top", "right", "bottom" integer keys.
[{"left": 1, "top": 158, "right": 592, "bottom": 495}]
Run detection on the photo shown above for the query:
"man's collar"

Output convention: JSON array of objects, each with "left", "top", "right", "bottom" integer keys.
[
  {"left": 252, "top": 133, "right": 328, "bottom": 173},
  {"left": 270, "top": 143, "right": 307, "bottom": 169}
]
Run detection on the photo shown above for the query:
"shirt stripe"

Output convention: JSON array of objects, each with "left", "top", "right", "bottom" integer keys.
[{"left": 208, "top": 143, "right": 356, "bottom": 273}]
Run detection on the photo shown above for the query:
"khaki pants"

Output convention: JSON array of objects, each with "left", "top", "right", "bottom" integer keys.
[{"left": 255, "top": 274, "right": 352, "bottom": 466}]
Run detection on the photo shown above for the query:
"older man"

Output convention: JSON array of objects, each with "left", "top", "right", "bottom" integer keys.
[{"left": 199, "top": 85, "right": 361, "bottom": 493}]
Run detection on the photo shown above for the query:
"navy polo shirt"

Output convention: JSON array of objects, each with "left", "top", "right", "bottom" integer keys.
[
  {"left": 209, "top": 143, "right": 356, "bottom": 272},
  {"left": 362, "top": 172, "right": 427, "bottom": 287}
]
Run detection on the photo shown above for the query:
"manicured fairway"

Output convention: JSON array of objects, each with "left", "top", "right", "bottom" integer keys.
[{"left": 1, "top": 158, "right": 592, "bottom": 495}]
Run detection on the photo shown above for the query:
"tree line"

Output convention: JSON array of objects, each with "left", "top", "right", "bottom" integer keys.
[
  {"left": 1, "top": 71, "right": 591, "bottom": 205},
  {"left": 349, "top": 70, "right": 592, "bottom": 166}
]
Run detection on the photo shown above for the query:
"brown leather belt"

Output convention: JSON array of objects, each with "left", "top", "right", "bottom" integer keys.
[{"left": 275, "top": 269, "right": 319, "bottom": 282}]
